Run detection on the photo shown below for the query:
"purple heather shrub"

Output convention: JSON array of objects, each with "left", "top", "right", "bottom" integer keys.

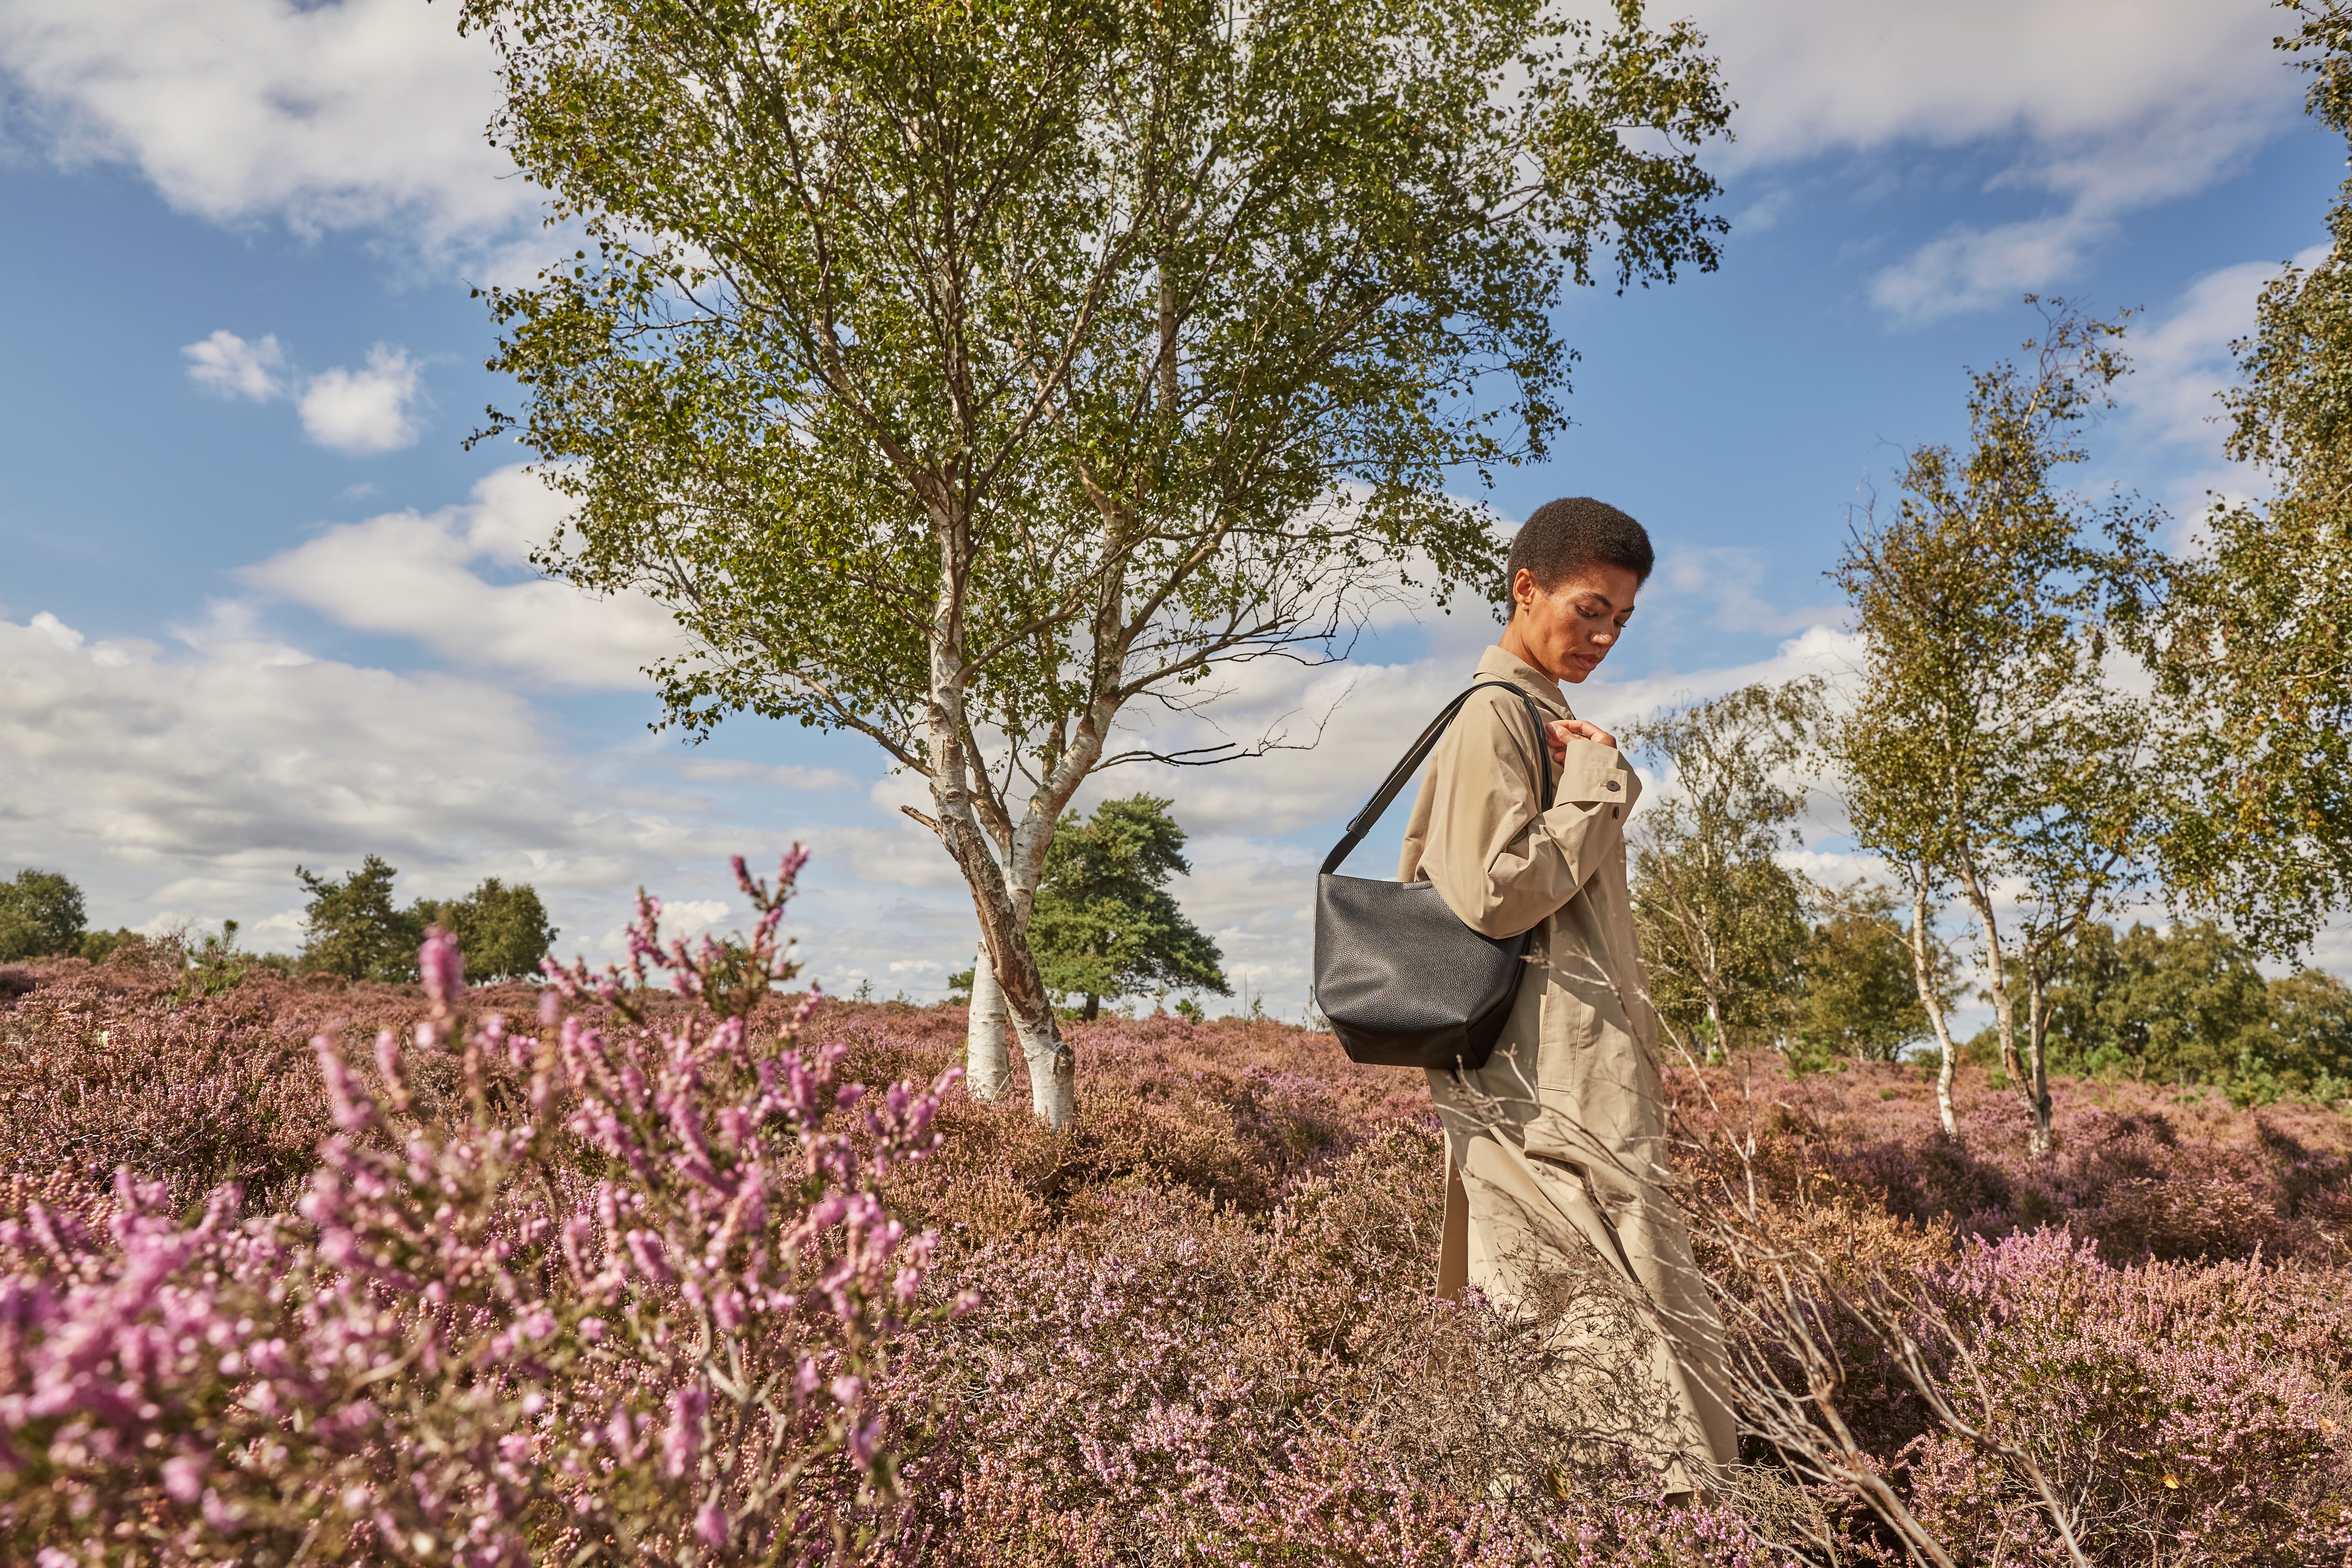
[
  {"left": 1899, "top": 1229, "right": 2352, "bottom": 1566},
  {"left": 6, "top": 902, "right": 2352, "bottom": 1563},
  {"left": 0, "top": 853, "right": 958, "bottom": 1565}
]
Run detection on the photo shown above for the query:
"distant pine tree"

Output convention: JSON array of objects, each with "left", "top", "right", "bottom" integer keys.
[
  {"left": 296, "top": 857, "right": 419, "bottom": 982},
  {"left": 1029, "top": 796, "right": 1228, "bottom": 1021}
]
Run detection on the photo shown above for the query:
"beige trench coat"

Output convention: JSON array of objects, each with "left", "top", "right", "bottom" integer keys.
[{"left": 1399, "top": 645, "right": 1737, "bottom": 1481}]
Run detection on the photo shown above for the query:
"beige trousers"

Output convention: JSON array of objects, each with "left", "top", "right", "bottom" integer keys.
[{"left": 1439, "top": 1123, "right": 1737, "bottom": 1489}]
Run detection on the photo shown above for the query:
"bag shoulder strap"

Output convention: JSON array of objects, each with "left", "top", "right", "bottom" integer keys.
[{"left": 1319, "top": 680, "right": 1556, "bottom": 877}]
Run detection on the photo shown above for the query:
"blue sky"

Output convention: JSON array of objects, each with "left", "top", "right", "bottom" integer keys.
[{"left": 2, "top": 0, "right": 2346, "bottom": 1007}]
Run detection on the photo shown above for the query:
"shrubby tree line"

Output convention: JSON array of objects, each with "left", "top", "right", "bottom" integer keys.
[
  {"left": 1628, "top": 0, "right": 2352, "bottom": 1152},
  {"left": 0, "top": 860, "right": 555, "bottom": 987}
]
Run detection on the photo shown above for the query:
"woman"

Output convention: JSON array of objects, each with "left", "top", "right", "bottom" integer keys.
[{"left": 1397, "top": 496, "right": 1736, "bottom": 1497}]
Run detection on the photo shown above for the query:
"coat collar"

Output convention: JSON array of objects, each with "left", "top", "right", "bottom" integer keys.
[{"left": 1473, "top": 644, "right": 1571, "bottom": 717}]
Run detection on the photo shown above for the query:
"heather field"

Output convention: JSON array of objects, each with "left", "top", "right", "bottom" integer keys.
[{"left": 5, "top": 897, "right": 2352, "bottom": 1566}]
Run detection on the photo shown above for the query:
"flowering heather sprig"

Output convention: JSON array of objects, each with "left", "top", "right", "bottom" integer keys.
[{"left": 0, "top": 853, "right": 959, "bottom": 1566}]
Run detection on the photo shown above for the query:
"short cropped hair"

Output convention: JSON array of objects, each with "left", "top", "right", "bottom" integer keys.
[{"left": 1506, "top": 497, "right": 1655, "bottom": 593}]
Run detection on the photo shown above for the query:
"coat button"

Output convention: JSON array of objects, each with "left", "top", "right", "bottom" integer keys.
[{"left": 1604, "top": 780, "right": 1620, "bottom": 792}]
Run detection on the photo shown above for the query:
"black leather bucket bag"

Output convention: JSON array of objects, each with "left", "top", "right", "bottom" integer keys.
[{"left": 1313, "top": 682, "right": 1553, "bottom": 1071}]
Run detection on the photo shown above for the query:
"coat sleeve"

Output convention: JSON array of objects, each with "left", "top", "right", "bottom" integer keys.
[{"left": 1410, "top": 691, "right": 1639, "bottom": 941}]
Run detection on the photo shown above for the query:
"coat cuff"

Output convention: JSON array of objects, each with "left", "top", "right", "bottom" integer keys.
[{"left": 1551, "top": 737, "right": 1633, "bottom": 808}]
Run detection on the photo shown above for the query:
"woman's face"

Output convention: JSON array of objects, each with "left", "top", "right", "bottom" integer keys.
[{"left": 1503, "top": 563, "right": 1639, "bottom": 685}]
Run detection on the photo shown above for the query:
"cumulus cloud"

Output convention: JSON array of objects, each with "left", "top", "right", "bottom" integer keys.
[
  {"left": 0, "top": 606, "right": 745, "bottom": 929},
  {"left": 2121, "top": 245, "right": 2330, "bottom": 455},
  {"left": 239, "top": 465, "right": 684, "bottom": 688},
  {"left": 674, "top": 759, "right": 860, "bottom": 791},
  {"left": 181, "top": 329, "right": 287, "bottom": 401},
  {"left": 0, "top": 0, "right": 535, "bottom": 262},
  {"left": 1682, "top": 0, "right": 2301, "bottom": 321},
  {"left": 178, "top": 331, "right": 429, "bottom": 453},
  {"left": 296, "top": 345, "right": 424, "bottom": 454}
]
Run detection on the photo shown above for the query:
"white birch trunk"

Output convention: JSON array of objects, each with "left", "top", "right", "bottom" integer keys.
[
  {"left": 1907, "top": 867, "right": 1962, "bottom": 1140},
  {"left": 965, "top": 944, "right": 1013, "bottom": 1100},
  {"left": 1009, "top": 998, "right": 1077, "bottom": 1125},
  {"left": 1955, "top": 858, "right": 2048, "bottom": 1157}
]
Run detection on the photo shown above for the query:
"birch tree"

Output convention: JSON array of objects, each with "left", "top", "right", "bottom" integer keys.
[
  {"left": 1626, "top": 680, "right": 1819, "bottom": 1058},
  {"left": 459, "top": 0, "right": 1732, "bottom": 1123},
  {"left": 1828, "top": 307, "right": 2159, "bottom": 1157},
  {"left": 2120, "top": 0, "right": 2352, "bottom": 959}
]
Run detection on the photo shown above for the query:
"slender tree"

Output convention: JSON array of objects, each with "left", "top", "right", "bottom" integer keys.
[
  {"left": 2121, "top": 0, "right": 2352, "bottom": 958},
  {"left": 1028, "top": 794, "right": 1227, "bottom": 1020},
  {"left": 458, "top": 0, "right": 1731, "bottom": 1124},
  {"left": 1828, "top": 307, "right": 2160, "bottom": 1157},
  {"left": 1625, "top": 680, "right": 1820, "bottom": 1058}
]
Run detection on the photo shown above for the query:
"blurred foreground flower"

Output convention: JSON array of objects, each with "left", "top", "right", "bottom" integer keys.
[{"left": 0, "top": 853, "right": 960, "bottom": 1565}]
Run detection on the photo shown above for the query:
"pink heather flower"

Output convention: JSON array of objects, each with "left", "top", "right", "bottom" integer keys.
[
  {"left": 695, "top": 1501, "right": 729, "bottom": 1549},
  {"left": 420, "top": 927, "right": 466, "bottom": 1009},
  {"left": 662, "top": 1387, "right": 708, "bottom": 1479},
  {"left": 830, "top": 1375, "right": 864, "bottom": 1408},
  {"left": 625, "top": 1231, "right": 673, "bottom": 1285},
  {"left": 847, "top": 1416, "right": 882, "bottom": 1473},
  {"left": 162, "top": 1454, "right": 204, "bottom": 1503}
]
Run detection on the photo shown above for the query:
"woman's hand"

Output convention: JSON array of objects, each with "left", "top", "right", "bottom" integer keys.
[{"left": 1545, "top": 717, "right": 1617, "bottom": 765}]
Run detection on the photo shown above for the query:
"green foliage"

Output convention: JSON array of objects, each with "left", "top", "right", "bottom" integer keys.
[
  {"left": 173, "top": 920, "right": 296, "bottom": 1001},
  {"left": 1625, "top": 680, "right": 1820, "bottom": 1054},
  {"left": 2117, "top": 2, "right": 2352, "bottom": 957},
  {"left": 457, "top": 0, "right": 1733, "bottom": 1092},
  {"left": 300, "top": 861, "right": 559, "bottom": 986},
  {"left": 1826, "top": 306, "right": 2162, "bottom": 1153},
  {"left": 1029, "top": 795, "right": 1228, "bottom": 1020},
  {"left": 415, "top": 877, "right": 560, "bottom": 983},
  {"left": 1996, "top": 920, "right": 2350, "bottom": 1105},
  {"left": 0, "top": 869, "right": 87, "bottom": 961},
  {"left": 297, "top": 857, "right": 421, "bottom": 982},
  {"left": 2030, "top": 921, "right": 2272, "bottom": 1085},
  {"left": 1793, "top": 882, "right": 1940, "bottom": 1065},
  {"left": 76, "top": 928, "right": 141, "bottom": 965},
  {"left": 2259, "top": 968, "right": 2352, "bottom": 1102}
]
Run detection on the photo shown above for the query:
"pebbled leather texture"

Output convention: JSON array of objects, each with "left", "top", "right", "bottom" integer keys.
[
  {"left": 1312, "top": 682, "right": 1552, "bottom": 1072},
  {"left": 1315, "top": 873, "right": 1527, "bottom": 1069}
]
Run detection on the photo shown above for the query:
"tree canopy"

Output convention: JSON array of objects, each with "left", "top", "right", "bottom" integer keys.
[
  {"left": 459, "top": 0, "right": 1731, "bottom": 1123},
  {"left": 1826, "top": 308, "right": 2160, "bottom": 1155},
  {"left": 1028, "top": 794, "right": 1227, "bottom": 1020},
  {"left": 2121, "top": 0, "right": 2352, "bottom": 958},
  {"left": 299, "top": 860, "right": 559, "bottom": 985},
  {"left": 1791, "top": 883, "right": 1945, "bottom": 1068},
  {"left": 0, "top": 869, "right": 86, "bottom": 963}
]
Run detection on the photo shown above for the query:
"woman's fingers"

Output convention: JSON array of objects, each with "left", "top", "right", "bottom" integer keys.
[{"left": 1546, "top": 718, "right": 1619, "bottom": 760}]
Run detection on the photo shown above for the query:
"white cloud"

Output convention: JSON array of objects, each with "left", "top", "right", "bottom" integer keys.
[
  {"left": 2122, "top": 245, "right": 2330, "bottom": 454},
  {"left": 675, "top": 759, "right": 860, "bottom": 791},
  {"left": 181, "top": 329, "right": 287, "bottom": 401},
  {"left": 0, "top": 607, "right": 746, "bottom": 927},
  {"left": 296, "top": 345, "right": 424, "bottom": 454},
  {"left": 178, "top": 330, "right": 432, "bottom": 454},
  {"left": 239, "top": 465, "right": 684, "bottom": 689},
  {"left": 0, "top": 0, "right": 535, "bottom": 262},
  {"left": 1684, "top": 0, "right": 2301, "bottom": 321}
]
